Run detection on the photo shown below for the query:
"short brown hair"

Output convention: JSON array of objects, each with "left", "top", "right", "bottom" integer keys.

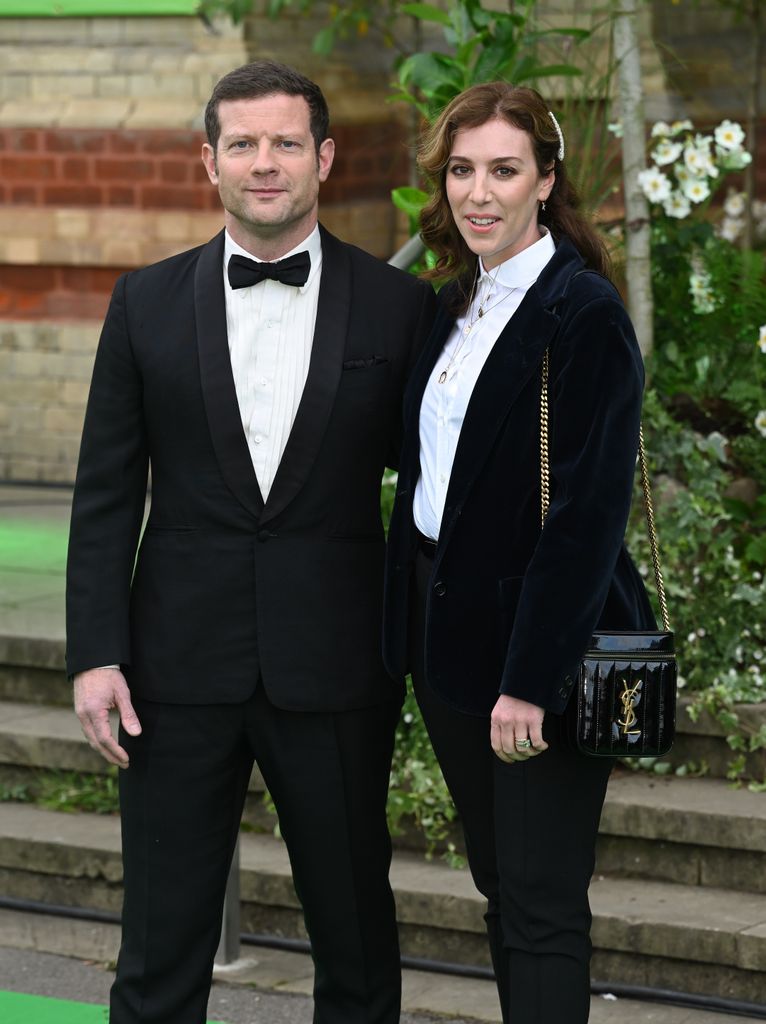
[{"left": 204, "top": 60, "right": 330, "bottom": 156}]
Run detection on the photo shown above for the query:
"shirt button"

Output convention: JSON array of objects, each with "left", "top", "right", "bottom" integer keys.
[
  {"left": 260, "top": 377, "right": 268, "bottom": 387},
  {"left": 440, "top": 473, "right": 446, "bottom": 483},
  {"left": 254, "top": 435, "right": 262, "bottom": 445}
]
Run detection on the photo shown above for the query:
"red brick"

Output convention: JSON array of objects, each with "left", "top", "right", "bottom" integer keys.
[
  {"left": 108, "top": 132, "right": 141, "bottom": 154},
  {"left": 140, "top": 185, "right": 208, "bottom": 209},
  {"left": 107, "top": 185, "right": 138, "bottom": 206},
  {"left": 11, "top": 129, "right": 42, "bottom": 152},
  {"left": 43, "top": 184, "right": 103, "bottom": 205},
  {"left": 141, "top": 132, "right": 203, "bottom": 155},
  {"left": 191, "top": 161, "right": 211, "bottom": 183},
  {"left": 10, "top": 185, "right": 38, "bottom": 203},
  {"left": 0, "top": 266, "right": 57, "bottom": 290},
  {"left": 14, "top": 291, "right": 48, "bottom": 315},
  {"left": 1, "top": 156, "right": 57, "bottom": 181},
  {"left": 94, "top": 158, "right": 156, "bottom": 182},
  {"left": 44, "top": 130, "right": 106, "bottom": 154},
  {"left": 159, "top": 160, "right": 191, "bottom": 183},
  {"left": 61, "top": 156, "right": 90, "bottom": 179}
]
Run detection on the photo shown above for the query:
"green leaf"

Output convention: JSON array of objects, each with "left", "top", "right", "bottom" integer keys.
[
  {"left": 400, "top": 2, "right": 452, "bottom": 26},
  {"left": 391, "top": 186, "right": 429, "bottom": 220},
  {"left": 312, "top": 24, "right": 335, "bottom": 56}
]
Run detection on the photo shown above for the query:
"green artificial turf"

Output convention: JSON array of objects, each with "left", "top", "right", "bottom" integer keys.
[{"left": 0, "top": 991, "right": 224, "bottom": 1023}]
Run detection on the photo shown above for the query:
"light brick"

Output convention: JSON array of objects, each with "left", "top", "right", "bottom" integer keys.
[
  {"left": 43, "top": 407, "right": 86, "bottom": 435},
  {"left": 0, "top": 238, "right": 41, "bottom": 264},
  {"left": 57, "top": 325, "right": 100, "bottom": 356},
  {"left": 54, "top": 211, "right": 93, "bottom": 242},
  {"left": 97, "top": 75, "right": 131, "bottom": 100},
  {"left": 57, "top": 99, "right": 132, "bottom": 129},
  {"left": 0, "top": 101, "right": 68, "bottom": 128}
]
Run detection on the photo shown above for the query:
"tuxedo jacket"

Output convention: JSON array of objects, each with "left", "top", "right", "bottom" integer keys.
[
  {"left": 66, "top": 226, "right": 436, "bottom": 711},
  {"left": 383, "top": 237, "right": 656, "bottom": 717}
]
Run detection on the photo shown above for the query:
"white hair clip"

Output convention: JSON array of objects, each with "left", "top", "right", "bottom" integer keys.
[{"left": 548, "top": 110, "right": 565, "bottom": 161}]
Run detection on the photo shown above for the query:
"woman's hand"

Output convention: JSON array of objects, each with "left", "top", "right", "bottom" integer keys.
[{"left": 490, "top": 694, "right": 549, "bottom": 762}]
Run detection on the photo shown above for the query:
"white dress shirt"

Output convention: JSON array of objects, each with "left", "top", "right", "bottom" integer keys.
[
  {"left": 223, "top": 225, "right": 322, "bottom": 500},
  {"left": 413, "top": 230, "right": 556, "bottom": 540}
]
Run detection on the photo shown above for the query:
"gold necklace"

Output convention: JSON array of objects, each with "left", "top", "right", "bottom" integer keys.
[{"left": 437, "top": 266, "right": 517, "bottom": 384}]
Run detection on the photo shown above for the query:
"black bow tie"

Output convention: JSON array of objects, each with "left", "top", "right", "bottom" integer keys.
[{"left": 227, "top": 251, "right": 311, "bottom": 290}]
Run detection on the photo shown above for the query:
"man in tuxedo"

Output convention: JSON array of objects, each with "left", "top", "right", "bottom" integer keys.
[{"left": 66, "top": 60, "right": 435, "bottom": 1024}]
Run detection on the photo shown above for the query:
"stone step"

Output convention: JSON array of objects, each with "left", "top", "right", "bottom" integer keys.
[
  {"left": 2, "top": 701, "right": 765, "bottom": 889},
  {"left": 2, "top": 639, "right": 764, "bottom": 778},
  {"left": 0, "top": 804, "right": 764, "bottom": 1005}
]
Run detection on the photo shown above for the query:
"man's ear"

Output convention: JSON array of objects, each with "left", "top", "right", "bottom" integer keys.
[
  {"left": 202, "top": 143, "right": 219, "bottom": 185},
  {"left": 318, "top": 137, "right": 335, "bottom": 183}
]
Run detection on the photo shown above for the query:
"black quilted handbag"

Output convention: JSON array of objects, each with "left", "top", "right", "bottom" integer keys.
[{"left": 540, "top": 350, "right": 677, "bottom": 758}]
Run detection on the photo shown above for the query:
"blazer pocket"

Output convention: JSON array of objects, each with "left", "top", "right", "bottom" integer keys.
[{"left": 342, "top": 356, "right": 389, "bottom": 370}]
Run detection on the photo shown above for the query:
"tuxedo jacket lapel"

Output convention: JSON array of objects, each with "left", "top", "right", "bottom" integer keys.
[
  {"left": 261, "top": 225, "right": 351, "bottom": 525},
  {"left": 195, "top": 231, "right": 265, "bottom": 520}
]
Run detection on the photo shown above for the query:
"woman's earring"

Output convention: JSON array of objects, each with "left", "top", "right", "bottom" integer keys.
[{"left": 541, "top": 200, "right": 547, "bottom": 212}]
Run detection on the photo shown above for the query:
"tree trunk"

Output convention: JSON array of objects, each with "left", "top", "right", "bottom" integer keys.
[
  {"left": 742, "top": 0, "right": 763, "bottom": 251},
  {"left": 613, "top": 0, "right": 653, "bottom": 358}
]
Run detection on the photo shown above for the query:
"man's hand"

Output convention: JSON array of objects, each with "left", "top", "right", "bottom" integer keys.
[
  {"left": 74, "top": 667, "right": 142, "bottom": 768},
  {"left": 490, "top": 694, "right": 549, "bottom": 763}
]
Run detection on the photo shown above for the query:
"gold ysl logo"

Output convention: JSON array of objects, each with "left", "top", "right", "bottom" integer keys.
[{"left": 617, "top": 679, "right": 641, "bottom": 736}]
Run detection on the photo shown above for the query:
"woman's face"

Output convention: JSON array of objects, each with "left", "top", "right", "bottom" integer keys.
[{"left": 445, "top": 117, "right": 554, "bottom": 270}]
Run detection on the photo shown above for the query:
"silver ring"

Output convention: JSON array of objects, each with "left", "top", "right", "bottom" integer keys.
[{"left": 515, "top": 738, "right": 532, "bottom": 750}]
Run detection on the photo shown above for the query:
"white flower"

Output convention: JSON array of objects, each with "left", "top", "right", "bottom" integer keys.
[
  {"left": 756, "top": 410, "right": 766, "bottom": 438},
  {"left": 674, "top": 165, "right": 692, "bottom": 185},
  {"left": 689, "top": 270, "right": 716, "bottom": 314},
  {"left": 687, "top": 632, "right": 697, "bottom": 643},
  {"left": 758, "top": 325, "right": 766, "bottom": 354},
  {"left": 718, "top": 217, "right": 744, "bottom": 242},
  {"left": 718, "top": 146, "right": 752, "bottom": 170},
  {"left": 670, "top": 119, "right": 694, "bottom": 135},
  {"left": 697, "top": 628, "right": 706, "bottom": 637},
  {"left": 651, "top": 121, "right": 672, "bottom": 138},
  {"left": 403, "top": 712, "right": 413, "bottom": 724},
  {"left": 637, "top": 167, "right": 672, "bottom": 203},
  {"left": 653, "top": 139, "right": 683, "bottom": 166},
  {"left": 683, "top": 177, "right": 711, "bottom": 204},
  {"left": 714, "top": 119, "right": 745, "bottom": 150},
  {"left": 724, "top": 190, "right": 747, "bottom": 217},
  {"left": 663, "top": 191, "right": 691, "bottom": 219},
  {"left": 684, "top": 145, "right": 716, "bottom": 178},
  {"left": 607, "top": 121, "right": 623, "bottom": 138}
]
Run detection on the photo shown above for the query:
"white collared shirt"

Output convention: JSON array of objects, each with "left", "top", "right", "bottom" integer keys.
[
  {"left": 413, "top": 230, "right": 556, "bottom": 540},
  {"left": 223, "top": 225, "right": 322, "bottom": 500}
]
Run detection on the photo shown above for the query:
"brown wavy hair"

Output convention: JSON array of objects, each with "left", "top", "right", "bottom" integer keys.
[{"left": 418, "top": 82, "right": 611, "bottom": 310}]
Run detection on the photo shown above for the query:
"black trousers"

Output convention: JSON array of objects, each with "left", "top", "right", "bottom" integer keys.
[
  {"left": 410, "top": 549, "right": 611, "bottom": 1024},
  {"left": 111, "top": 682, "right": 402, "bottom": 1024}
]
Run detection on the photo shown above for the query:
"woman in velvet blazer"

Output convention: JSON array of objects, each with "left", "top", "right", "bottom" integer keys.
[{"left": 383, "top": 84, "right": 655, "bottom": 1023}]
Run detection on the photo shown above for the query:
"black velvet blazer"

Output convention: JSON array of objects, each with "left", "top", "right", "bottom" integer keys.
[
  {"left": 383, "top": 237, "right": 656, "bottom": 717},
  {"left": 66, "top": 226, "right": 436, "bottom": 711}
]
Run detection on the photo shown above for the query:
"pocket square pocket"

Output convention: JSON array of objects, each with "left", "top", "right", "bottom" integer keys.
[{"left": 342, "top": 356, "right": 389, "bottom": 370}]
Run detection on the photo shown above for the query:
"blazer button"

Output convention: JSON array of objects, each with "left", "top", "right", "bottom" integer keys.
[
  {"left": 433, "top": 581, "right": 447, "bottom": 597},
  {"left": 257, "top": 529, "right": 274, "bottom": 542}
]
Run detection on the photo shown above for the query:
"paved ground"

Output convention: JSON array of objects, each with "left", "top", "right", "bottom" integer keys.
[
  {"left": 0, "top": 483, "right": 759, "bottom": 1024},
  {"left": 0, "top": 945, "right": 755, "bottom": 1024}
]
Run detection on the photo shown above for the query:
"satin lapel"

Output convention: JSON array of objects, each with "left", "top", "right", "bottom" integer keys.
[
  {"left": 195, "top": 231, "right": 264, "bottom": 520},
  {"left": 260, "top": 227, "right": 350, "bottom": 524},
  {"left": 437, "top": 290, "right": 559, "bottom": 551}
]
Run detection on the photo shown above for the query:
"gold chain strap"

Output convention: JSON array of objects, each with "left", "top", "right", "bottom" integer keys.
[{"left": 540, "top": 351, "right": 671, "bottom": 631}]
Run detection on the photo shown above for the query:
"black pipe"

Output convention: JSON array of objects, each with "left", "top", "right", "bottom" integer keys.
[{"left": 1, "top": 897, "right": 764, "bottom": 1019}]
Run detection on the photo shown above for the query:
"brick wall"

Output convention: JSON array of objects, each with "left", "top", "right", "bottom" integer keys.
[{"left": 0, "top": 5, "right": 763, "bottom": 484}]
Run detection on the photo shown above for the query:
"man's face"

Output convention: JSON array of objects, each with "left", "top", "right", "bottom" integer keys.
[{"left": 202, "top": 93, "right": 334, "bottom": 257}]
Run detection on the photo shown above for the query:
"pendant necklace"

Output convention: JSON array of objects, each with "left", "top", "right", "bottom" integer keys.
[{"left": 437, "top": 264, "right": 518, "bottom": 384}]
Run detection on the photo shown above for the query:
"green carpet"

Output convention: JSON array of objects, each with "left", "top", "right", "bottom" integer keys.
[{"left": 0, "top": 991, "right": 224, "bottom": 1023}]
